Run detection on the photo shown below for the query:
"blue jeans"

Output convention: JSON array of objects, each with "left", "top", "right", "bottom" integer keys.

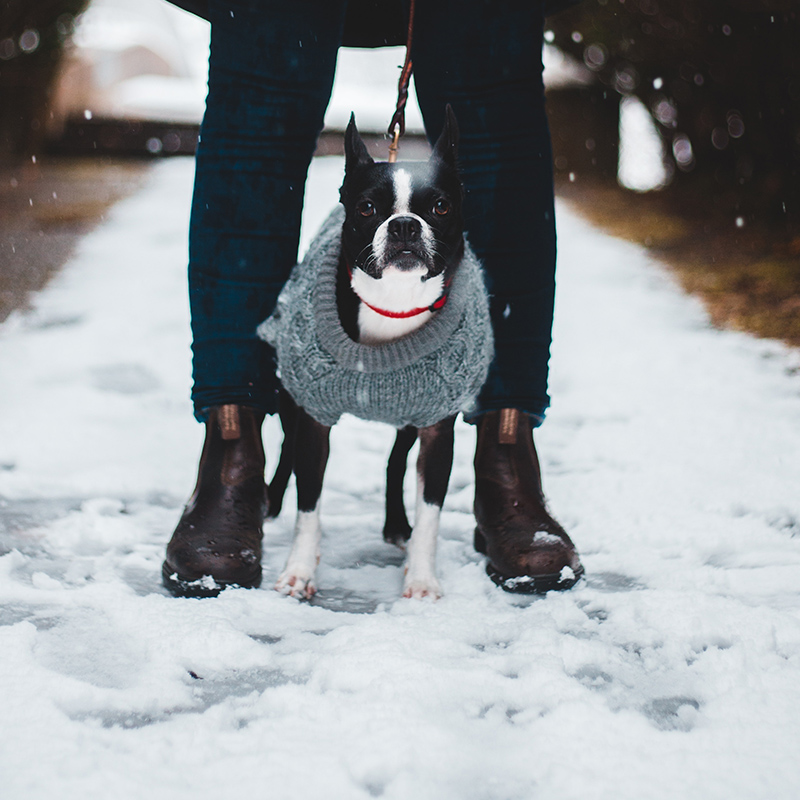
[{"left": 190, "top": 0, "right": 556, "bottom": 425}]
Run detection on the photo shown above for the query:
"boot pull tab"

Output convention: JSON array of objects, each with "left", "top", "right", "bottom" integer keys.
[
  {"left": 219, "top": 404, "right": 242, "bottom": 440},
  {"left": 498, "top": 408, "right": 519, "bottom": 445}
]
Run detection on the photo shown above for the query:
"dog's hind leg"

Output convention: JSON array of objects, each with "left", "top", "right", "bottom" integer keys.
[
  {"left": 267, "top": 388, "right": 298, "bottom": 519},
  {"left": 383, "top": 425, "right": 417, "bottom": 546},
  {"left": 275, "top": 407, "right": 330, "bottom": 599},
  {"left": 403, "top": 415, "right": 456, "bottom": 599}
]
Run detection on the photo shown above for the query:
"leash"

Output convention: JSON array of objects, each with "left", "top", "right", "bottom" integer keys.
[
  {"left": 353, "top": 1, "right": 451, "bottom": 319},
  {"left": 387, "top": 0, "right": 416, "bottom": 164}
]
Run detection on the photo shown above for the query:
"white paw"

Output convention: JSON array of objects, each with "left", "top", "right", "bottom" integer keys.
[
  {"left": 275, "top": 570, "right": 316, "bottom": 600},
  {"left": 402, "top": 574, "right": 442, "bottom": 600},
  {"left": 276, "top": 509, "right": 321, "bottom": 600}
]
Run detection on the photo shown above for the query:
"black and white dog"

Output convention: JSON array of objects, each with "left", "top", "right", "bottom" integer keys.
[{"left": 264, "top": 107, "right": 490, "bottom": 600}]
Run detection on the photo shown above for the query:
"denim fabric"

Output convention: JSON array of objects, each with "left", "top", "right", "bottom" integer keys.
[
  {"left": 189, "top": 0, "right": 349, "bottom": 417},
  {"left": 189, "top": 0, "right": 555, "bottom": 425}
]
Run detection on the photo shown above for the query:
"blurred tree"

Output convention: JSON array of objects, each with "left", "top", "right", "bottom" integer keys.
[
  {"left": 0, "top": 0, "right": 89, "bottom": 157},
  {"left": 548, "top": 0, "right": 800, "bottom": 231}
]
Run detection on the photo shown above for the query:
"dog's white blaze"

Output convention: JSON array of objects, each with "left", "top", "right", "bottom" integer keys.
[
  {"left": 276, "top": 506, "right": 321, "bottom": 598},
  {"left": 369, "top": 168, "right": 435, "bottom": 271},
  {"left": 393, "top": 168, "right": 413, "bottom": 215},
  {"left": 403, "top": 477, "right": 443, "bottom": 598}
]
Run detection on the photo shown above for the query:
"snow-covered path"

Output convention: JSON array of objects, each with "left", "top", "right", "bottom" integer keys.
[{"left": 2, "top": 158, "right": 800, "bottom": 800}]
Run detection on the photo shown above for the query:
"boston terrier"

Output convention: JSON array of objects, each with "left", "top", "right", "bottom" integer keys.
[{"left": 262, "top": 106, "right": 492, "bottom": 600}]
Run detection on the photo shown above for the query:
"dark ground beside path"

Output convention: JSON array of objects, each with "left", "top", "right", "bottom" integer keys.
[
  {"left": 1, "top": 151, "right": 798, "bottom": 350},
  {"left": 0, "top": 134, "right": 425, "bottom": 324},
  {"left": 0, "top": 157, "right": 150, "bottom": 323},
  {"left": 556, "top": 175, "right": 800, "bottom": 348}
]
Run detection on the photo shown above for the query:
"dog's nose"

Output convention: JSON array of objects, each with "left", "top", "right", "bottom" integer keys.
[{"left": 388, "top": 216, "right": 421, "bottom": 244}]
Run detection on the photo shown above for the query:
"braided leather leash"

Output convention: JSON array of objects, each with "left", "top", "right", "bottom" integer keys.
[{"left": 387, "top": 0, "right": 416, "bottom": 163}]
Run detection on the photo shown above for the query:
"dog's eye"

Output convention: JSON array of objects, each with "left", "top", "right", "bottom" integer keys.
[
  {"left": 433, "top": 199, "right": 450, "bottom": 216},
  {"left": 358, "top": 200, "right": 375, "bottom": 217}
]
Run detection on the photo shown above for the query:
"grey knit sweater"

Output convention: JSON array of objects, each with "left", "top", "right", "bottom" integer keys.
[{"left": 258, "top": 206, "right": 494, "bottom": 429}]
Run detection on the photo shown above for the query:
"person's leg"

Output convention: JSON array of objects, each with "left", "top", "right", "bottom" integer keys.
[
  {"left": 189, "top": 0, "right": 348, "bottom": 418},
  {"left": 412, "top": 0, "right": 555, "bottom": 424},
  {"left": 164, "top": 0, "right": 347, "bottom": 596},
  {"left": 413, "top": 0, "right": 583, "bottom": 592}
]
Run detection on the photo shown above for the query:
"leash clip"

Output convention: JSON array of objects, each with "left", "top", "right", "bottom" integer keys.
[{"left": 387, "top": 124, "right": 401, "bottom": 164}]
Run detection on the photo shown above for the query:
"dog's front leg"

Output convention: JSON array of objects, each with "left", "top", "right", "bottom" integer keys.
[
  {"left": 403, "top": 415, "right": 456, "bottom": 599},
  {"left": 276, "top": 407, "right": 330, "bottom": 599}
]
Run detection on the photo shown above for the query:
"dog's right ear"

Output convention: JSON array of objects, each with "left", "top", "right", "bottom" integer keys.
[
  {"left": 431, "top": 104, "right": 459, "bottom": 168},
  {"left": 345, "top": 113, "right": 374, "bottom": 172}
]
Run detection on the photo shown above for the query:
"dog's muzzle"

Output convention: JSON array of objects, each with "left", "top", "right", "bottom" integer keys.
[{"left": 371, "top": 214, "right": 436, "bottom": 277}]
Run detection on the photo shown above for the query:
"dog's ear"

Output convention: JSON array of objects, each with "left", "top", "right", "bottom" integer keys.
[
  {"left": 431, "top": 104, "right": 459, "bottom": 168},
  {"left": 345, "top": 113, "right": 374, "bottom": 172}
]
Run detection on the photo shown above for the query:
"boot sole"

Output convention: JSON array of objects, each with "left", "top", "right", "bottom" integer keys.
[
  {"left": 475, "top": 528, "right": 584, "bottom": 594},
  {"left": 161, "top": 561, "right": 262, "bottom": 598},
  {"left": 485, "top": 562, "right": 584, "bottom": 594}
]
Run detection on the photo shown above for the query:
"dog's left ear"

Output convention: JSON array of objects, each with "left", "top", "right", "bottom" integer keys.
[
  {"left": 345, "top": 113, "right": 374, "bottom": 173},
  {"left": 431, "top": 104, "right": 459, "bottom": 168}
]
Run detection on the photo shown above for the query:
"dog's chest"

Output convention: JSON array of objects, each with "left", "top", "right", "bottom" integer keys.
[
  {"left": 351, "top": 268, "right": 444, "bottom": 346},
  {"left": 357, "top": 305, "right": 433, "bottom": 346},
  {"left": 259, "top": 205, "right": 493, "bottom": 430}
]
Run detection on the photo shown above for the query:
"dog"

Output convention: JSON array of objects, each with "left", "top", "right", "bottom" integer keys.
[{"left": 259, "top": 106, "right": 493, "bottom": 600}]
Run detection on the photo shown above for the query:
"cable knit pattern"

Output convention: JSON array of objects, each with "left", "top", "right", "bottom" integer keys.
[{"left": 258, "top": 206, "right": 494, "bottom": 428}]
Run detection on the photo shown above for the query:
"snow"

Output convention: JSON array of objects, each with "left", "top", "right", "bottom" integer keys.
[
  {"left": 65, "top": 0, "right": 428, "bottom": 132},
  {"left": 63, "top": 3, "right": 588, "bottom": 132},
  {"left": 326, "top": 48, "right": 425, "bottom": 135},
  {"left": 618, "top": 95, "right": 670, "bottom": 191},
  {"left": 61, "top": 0, "right": 211, "bottom": 124},
  {"left": 2, "top": 157, "right": 800, "bottom": 799}
]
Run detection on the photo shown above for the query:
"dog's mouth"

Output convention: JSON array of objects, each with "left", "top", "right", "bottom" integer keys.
[
  {"left": 389, "top": 247, "right": 430, "bottom": 273},
  {"left": 354, "top": 244, "right": 435, "bottom": 280}
]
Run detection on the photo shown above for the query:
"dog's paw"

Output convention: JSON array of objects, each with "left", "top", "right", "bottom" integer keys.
[
  {"left": 402, "top": 575, "right": 442, "bottom": 600},
  {"left": 275, "top": 571, "right": 316, "bottom": 600}
]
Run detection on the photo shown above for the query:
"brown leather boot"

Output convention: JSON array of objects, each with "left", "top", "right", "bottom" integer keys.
[
  {"left": 474, "top": 409, "right": 583, "bottom": 593},
  {"left": 162, "top": 404, "right": 268, "bottom": 597}
]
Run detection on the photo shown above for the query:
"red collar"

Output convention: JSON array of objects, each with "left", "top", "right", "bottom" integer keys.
[
  {"left": 360, "top": 293, "right": 448, "bottom": 319},
  {"left": 347, "top": 263, "right": 449, "bottom": 319}
]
